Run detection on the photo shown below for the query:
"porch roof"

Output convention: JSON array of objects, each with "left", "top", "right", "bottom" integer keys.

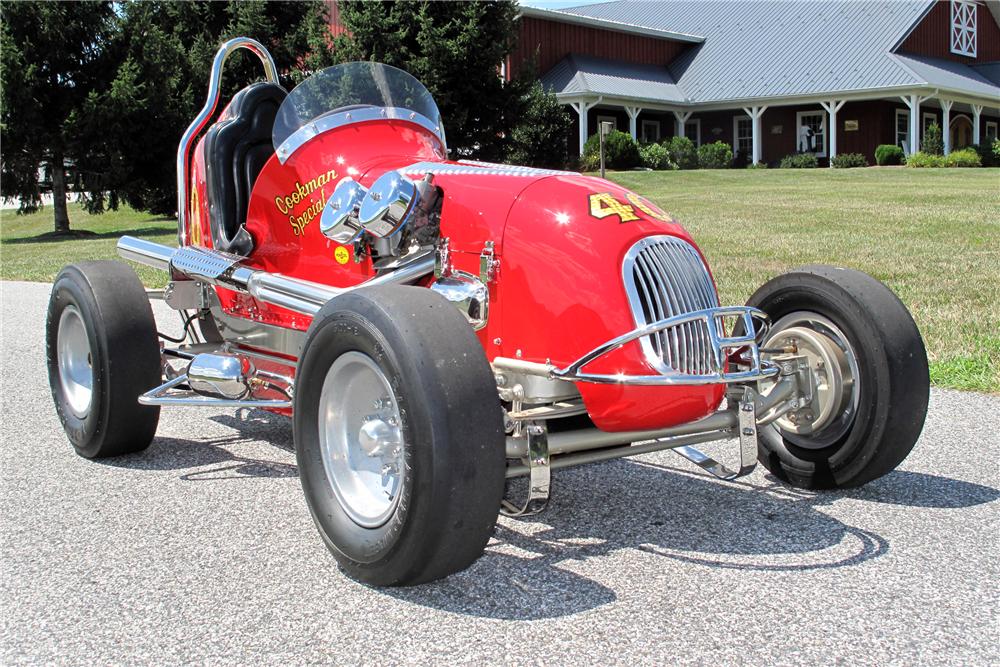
[
  {"left": 541, "top": 54, "right": 687, "bottom": 106},
  {"left": 894, "top": 54, "right": 1000, "bottom": 100}
]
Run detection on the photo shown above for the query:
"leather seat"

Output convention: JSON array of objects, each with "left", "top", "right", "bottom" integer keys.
[{"left": 203, "top": 82, "right": 287, "bottom": 255}]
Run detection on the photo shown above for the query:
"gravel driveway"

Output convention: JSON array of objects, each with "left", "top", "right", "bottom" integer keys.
[{"left": 2, "top": 279, "right": 998, "bottom": 665}]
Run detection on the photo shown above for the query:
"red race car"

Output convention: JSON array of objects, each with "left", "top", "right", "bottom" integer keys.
[{"left": 46, "top": 39, "right": 929, "bottom": 586}]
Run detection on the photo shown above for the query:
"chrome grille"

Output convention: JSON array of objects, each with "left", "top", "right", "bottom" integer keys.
[{"left": 623, "top": 236, "right": 720, "bottom": 375}]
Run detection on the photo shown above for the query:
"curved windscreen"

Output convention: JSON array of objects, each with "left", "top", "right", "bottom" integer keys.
[{"left": 272, "top": 62, "right": 445, "bottom": 153}]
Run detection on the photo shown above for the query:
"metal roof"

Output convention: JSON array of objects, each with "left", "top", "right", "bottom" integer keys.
[
  {"left": 551, "top": 0, "right": 1000, "bottom": 105},
  {"left": 518, "top": 6, "right": 704, "bottom": 43},
  {"left": 541, "top": 53, "right": 688, "bottom": 104},
  {"left": 970, "top": 62, "right": 1000, "bottom": 87},
  {"left": 894, "top": 54, "right": 1000, "bottom": 99}
]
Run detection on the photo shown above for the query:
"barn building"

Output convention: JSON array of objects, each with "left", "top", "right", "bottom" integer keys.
[{"left": 508, "top": 0, "right": 1000, "bottom": 164}]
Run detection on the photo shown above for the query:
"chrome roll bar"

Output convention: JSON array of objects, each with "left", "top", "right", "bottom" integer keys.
[{"left": 176, "top": 37, "right": 279, "bottom": 247}]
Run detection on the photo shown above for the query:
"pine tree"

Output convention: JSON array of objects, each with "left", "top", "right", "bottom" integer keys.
[
  {"left": 1, "top": 2, "right": 118, "bottom": 233},
  {"left": 335, "top": 1, "right": 529, "bottom": 162}
]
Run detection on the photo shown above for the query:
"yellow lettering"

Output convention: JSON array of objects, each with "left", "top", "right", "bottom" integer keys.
[{"left": 589, "top": 192, "right": 639, "bottom": 222}]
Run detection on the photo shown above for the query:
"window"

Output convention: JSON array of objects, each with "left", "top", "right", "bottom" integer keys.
[
  {"left": 733, "top": 115, "right": 753, "bottom": 160},
  {"left": 986, "top": 121, "right": 998, "bottom": 143},
  {"left": 922, "top": 112, "right": 938, "bottom": 138},
  {"left": 596, "top": 114, "right": 618, "bottom": 134},
  {"left": 951, "top": 0, "right": 977, "bottom": 57},
  {"left": 641, "top": 119, "right": 661, "bottom": 143},
  {"left": 684, "top": 119, "right": 701, "bottom": 147},
  {"left": 796, "top": 111, "right": 827, "bottom": 157},
  {"left": 895, "top": 109, "right": 910, "bottom": 152}
]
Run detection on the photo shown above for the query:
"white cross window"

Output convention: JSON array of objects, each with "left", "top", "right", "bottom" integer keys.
[{"left": 951, "top": 0, "right": 977, "bottom": 58}]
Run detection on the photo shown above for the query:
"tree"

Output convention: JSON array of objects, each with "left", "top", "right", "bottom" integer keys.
[
  {"left": 505, "top": 82, "right": 572, "bottom": 168},
  {"left": 334, "top": 1, "right": 529, "bottom": 162},
  {"left": 77, "top": 0, "right": 334, "bottom": 217},
  {"left": 1, "top": 2, "right": 117, "bottom": 233}
]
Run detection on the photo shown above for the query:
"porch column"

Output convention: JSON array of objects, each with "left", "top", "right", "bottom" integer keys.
[
  {"left": 742, "top": 106, "right": 768, "bottom": 165},
  {"left": 941, "top": 99, "right": 953, "bottom": 154},
  {"left": 673, "top": 110, "right": 692, "bottom": 138},
  {"left": 625, "top": 106, "right": 641, "bottom": 141},
  {"left": 899, "top": 92, "right": 935, "bottom": 155},
  {"left": 972, "top": 104, "right": 983, "bottom": 145},
  {"left": 569, "top": 97, "right": 602, "bottom": 156},
  {"left": 820, "top": 99, "right": 846, "bottom": 165}
]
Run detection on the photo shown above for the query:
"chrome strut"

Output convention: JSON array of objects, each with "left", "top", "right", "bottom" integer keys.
[
  {"left": 672, "top": 386, "right": 759, "bottom": 480},
  {"left": 501, "top": 423, "right": 550, "bottom": 516}
]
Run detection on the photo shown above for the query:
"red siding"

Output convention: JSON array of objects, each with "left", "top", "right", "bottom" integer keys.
[
  {"left": 327, "top": 0, "right": 347, "bottom": 37},
  {"left": 897, "top": 0, "right": 1000, "bottom": 62},
  {"left": 510, "top": 16, "right": 685, "bottom": 77}
]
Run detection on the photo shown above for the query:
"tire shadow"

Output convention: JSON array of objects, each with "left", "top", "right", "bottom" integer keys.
[
  {"left": 98, "top": 409, "right": 296, "bottom": 480},
  {"left": 96, "top": 411, "right": 999, "bottom": 621},
  {"left": 390, "top": 459, "right": 998, "bottom": 620}
]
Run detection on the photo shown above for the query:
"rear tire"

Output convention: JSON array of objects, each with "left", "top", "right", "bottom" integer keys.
[
  {"left": 293, "top": 285, "right": 505, "bottom": 586},
  {"left": 748, "top": 266, "right": 929, "bottom": 490},
  {"left": 46, "top": 261, "right": 162, "bottom": 458}
]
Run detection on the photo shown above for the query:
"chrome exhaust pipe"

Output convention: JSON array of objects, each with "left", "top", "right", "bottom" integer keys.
[{"left": 117, "top": 236, "right": 435, "bottom": 316}]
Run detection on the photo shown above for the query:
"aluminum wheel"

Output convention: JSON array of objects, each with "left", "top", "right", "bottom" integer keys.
[
  {"left": 56, "top": 305, "right": 94, "bottom": 419},
  {"left": 318, "top": 351, "right": 405, "bottom": 528},
  {"left": 761, "top": 311, "right": 860, "bottom": 449}
]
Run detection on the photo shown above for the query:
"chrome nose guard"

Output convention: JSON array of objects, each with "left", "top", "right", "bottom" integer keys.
[{"left": 495, "top": 306, "right": 778, "bottom": 387}]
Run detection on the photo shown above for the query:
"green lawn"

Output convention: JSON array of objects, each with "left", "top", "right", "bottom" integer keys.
[
  {"left": 0, "top": 206, "right": 176, "bottom": 288},
  {"left": 2, "top": 168, "right": 998, "bottom": 392}
]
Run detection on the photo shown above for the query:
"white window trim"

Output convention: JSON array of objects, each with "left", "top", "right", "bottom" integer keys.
[
  {"left": 732, "top": 114, "right": 753, "bottom": 159},
  {"left": 922, "top": 112, "right": 938, "bottom": 138},
  {"left": 895, "top": 109, "right": 911, "bottom": 153},
  {"left": 796, "top": 110, "right": 828, "bottom": 157},
  {"left": 684, "top": 118, "right": 701, "bottom": 147},
  {"left": 950, "top": 0, "right": 977, "bottom": 58},
  {"left": 641, "top": 119, "right": 661, "bottom": 143},
  {"left": 596, "top": 114, "right": 618, "bottom": 134},
  {"left": 986, "top": 121, "right": 999, "bottom": 142}
]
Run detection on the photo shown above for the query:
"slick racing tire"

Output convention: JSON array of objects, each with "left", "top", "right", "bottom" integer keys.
[
  {"left": 46, "top": 261, "right": 162, "bottom": 458},
  {"left": 293, "top": 285, "right": 506, "bottom": 586},
  {"left": 748, "top": 266, "right": 929, "bottom": 490}
]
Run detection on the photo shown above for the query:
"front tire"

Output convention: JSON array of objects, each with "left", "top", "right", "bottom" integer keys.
[
  {"left": 748, "top": 266, "right": 929, "bottom": 490},
  {"left": 293, "top": 286, "right": 505, "bottom": 586},
  {"left": 46, "top": 261, "right": 162, "bottom": 458}
]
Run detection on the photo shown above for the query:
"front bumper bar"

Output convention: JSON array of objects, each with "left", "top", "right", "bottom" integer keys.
[{"left": 495, "top": 306, "right": 779, "bottom": 387}]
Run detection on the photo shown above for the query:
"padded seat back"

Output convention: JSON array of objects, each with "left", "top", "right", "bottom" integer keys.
[{"left": 202, "top": 82, "right": 287, "bottom": 255}]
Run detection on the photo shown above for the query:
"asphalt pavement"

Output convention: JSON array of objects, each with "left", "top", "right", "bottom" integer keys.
[{"left": 1, "top": 279, "right": 998, "bottom": 666}]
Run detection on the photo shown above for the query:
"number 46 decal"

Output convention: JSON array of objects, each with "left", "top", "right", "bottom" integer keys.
[{"left": 588, "top": 192, "right": 673, "bottom": 224}]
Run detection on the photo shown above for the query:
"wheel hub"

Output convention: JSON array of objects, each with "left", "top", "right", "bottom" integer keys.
[
  {"left": 761, "top": 312, "right": 858, "bottom": 443},
  {"left": 57, "top": 305, "right": 94, "bottom": 419},
  {"left": 317, "top": 352, "right": 405, "bottom": 528}
]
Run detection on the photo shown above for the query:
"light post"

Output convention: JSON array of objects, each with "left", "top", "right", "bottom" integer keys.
[{"left": 599, "top": 121, "right": 613, "bottom": 178}]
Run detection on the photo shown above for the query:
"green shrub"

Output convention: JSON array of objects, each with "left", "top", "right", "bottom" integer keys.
[
  {"left": 945, "top": 148, "right": 981, "bottom": 167},
  {"left": 831, "top": 152, "right": 869, "bottom": 168},
  {"left": 779, "top": 152, "right": 819, "bottom": 168},
  {"left": 697, "top": 141, "right": 733, "bottom": 169},
  {"left": 666, "top": 136, "right": 698, "bottom": 170},
  {"left": 968, "top": 144, "right": 996, "bottom": 167},
  {"left": 923, "top": 122, "right": 944, "bottom": 155},
  {"left": 581, "top": 130, "right": 641, "bottom": 171},
  {"left": 906, "top": 151, "right": 946, "bottom": 168},
  {"left": 875, "top": 144, "right": 905, "bottom": 166},
  {"left": 639, "top": 142, "right": 675, "bottom": 170},
  {"left": 992, "top": 138, "right": 1000, "bottom": 163}
]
